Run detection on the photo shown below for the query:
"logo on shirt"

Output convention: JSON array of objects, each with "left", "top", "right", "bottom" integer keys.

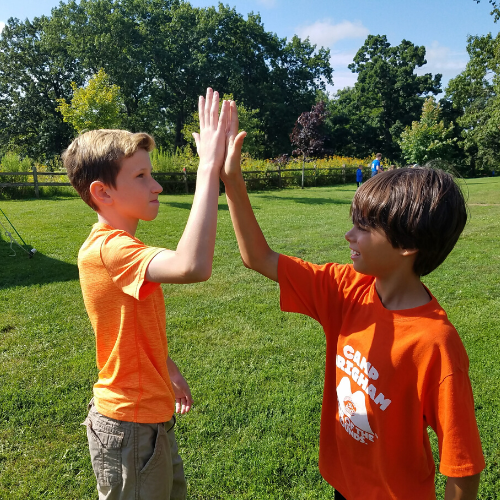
[{"left": 336, "top": 344, "right": 392, "bottom": 445}]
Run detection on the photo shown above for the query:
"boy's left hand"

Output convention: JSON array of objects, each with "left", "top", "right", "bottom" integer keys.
[
  {"left": 220, "top": 100, "right": 246, "bottom": 185},
  {"left": 167, "top": 357, "right": 193, "bottom": 414}
]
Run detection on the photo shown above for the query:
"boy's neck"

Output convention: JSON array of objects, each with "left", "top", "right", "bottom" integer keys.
[
  {"left": 97, "top": 212, "right": 139, "bottom": 236},
  {"left": 375, "top": 271, "right": 431, "bottom": 311}
]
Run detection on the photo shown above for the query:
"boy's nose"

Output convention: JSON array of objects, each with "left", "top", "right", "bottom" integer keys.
[
  {"left": 345, "top": 227, "right": 355, "bottom": 241},
  {"left": 152, "top": 179, "right": 163, "bottom": 194}
]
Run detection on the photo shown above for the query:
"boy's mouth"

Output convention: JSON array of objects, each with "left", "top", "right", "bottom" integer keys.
[{"left": 350, "top": 249, "right": 360, "bottom": 258}]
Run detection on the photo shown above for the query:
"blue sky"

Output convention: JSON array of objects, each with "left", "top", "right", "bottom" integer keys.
[{"left": 1, "top": 0, "right": 498, "bottom": 93}]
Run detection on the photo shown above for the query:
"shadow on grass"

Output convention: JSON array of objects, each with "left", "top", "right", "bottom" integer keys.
[
  {"left": 258, "top": 195, "right": 352, "bottom": 206},
  {"left": 0, "top": 239, "right": 78, "bottom": 290}
]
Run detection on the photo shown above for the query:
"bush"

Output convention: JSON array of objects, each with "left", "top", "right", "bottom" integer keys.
[{"left": 0, "top": 153, "right": 31, "bottom": 198}]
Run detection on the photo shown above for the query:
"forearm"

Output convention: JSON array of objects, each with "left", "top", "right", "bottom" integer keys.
[
  {"left": 444, "top": 474, "right": 480, "bottom": 500},
  {"left": 174, "top": 166, "right": 220, "bottom": 281},
  {"left": 224, "top": 174, "right": 278, "bottom": 281}
]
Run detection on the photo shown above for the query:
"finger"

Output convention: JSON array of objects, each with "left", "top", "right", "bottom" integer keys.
[
  {"left": 192, "top": 132, "right": 200, "bottom": 151},
  {"left": 198, "top": 96, "right": 205, "bottom": 129},
  {"left": 175, "top": 399, "right": 181, "bottom": 413},
  {"left": 210, "top": 90, "right": 219, "bottom": 128},
  {"left": 218, "top": 100, "right": 228, "bottom": 133},
  {"left": 204, "top": 87, "right": 213, "bottom": 130},
  {"left": 184, "top": 394, "right": 193, "bottom": 414},
  {"left": 229, "top": 101, "right": 239, "bottom": 137},
  {"left": 233, "top": 131, "right": 247, "bottom": 151}
]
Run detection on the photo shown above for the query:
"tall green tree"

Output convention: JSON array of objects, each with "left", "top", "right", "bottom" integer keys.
[
  {"left": 325, "top": 35, "right": 441, "bottom": 160},
  {"left": 56, "top": 69, "right": 125, "bottom": 134},
  {"left": 0, "top": 15, "right": 81, "bottom": 162},
  {"left": 446, "top": 4, "right": 500, "bottom": 174},
  {"left": 398, "top": 97, "right": 456, "bottom": 165},
  {"left": 0, "top": 0, "right": 332, "bottom": 160},
  {"left": 445, "top": 33, "right": 500, "bottom": 174}
]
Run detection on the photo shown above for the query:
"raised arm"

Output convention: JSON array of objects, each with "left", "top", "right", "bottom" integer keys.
[
  {"left": 221, "top": 101, "right": 279, "bottom": 282},
  {"left": 146, "top": 88, "right": 227, "bottom": 284}
]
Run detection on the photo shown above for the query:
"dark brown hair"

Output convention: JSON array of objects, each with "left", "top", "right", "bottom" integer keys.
[
  {"left": 62, "top": 129, "right": 155, "bottom": 211},
  {"left": 350, "top": 167, "right": 467, "bottom": 276}
]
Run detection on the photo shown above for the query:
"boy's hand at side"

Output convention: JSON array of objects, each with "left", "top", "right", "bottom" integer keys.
[{"left": 167, "top": 357, "right": 193, "bottom": 414}]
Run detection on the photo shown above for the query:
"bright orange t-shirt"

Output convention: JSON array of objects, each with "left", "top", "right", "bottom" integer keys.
[
  {"left": 78, "top": 223, "right": 175, "bottom": 423},
  {"left": 278, "top": 254, "right": 485, "bottom": 500}
]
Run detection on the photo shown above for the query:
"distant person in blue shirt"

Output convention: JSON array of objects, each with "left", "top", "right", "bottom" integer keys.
[
  {"left": 356, "top": 166, "right": 363, "bottom": 188},
  {"left": 371, "top": 153, "right": 382, "bottom": 177}
]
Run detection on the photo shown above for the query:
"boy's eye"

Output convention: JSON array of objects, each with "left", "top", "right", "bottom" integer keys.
[{"left": 137, "top": 173, "right": 144, "bottom": 178}]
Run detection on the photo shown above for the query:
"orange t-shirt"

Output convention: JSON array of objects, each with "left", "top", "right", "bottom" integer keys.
[
  {"left": 78, "top": 223, "right": 175, "bottom": 423},
  {"left": 278, "top": 255, "right": 485, "bottom": 500}
]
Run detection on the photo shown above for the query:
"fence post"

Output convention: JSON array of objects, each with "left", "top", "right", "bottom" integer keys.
[
  {"left": 301, "top": 157, "right": 305, "bottom": 189},
  {"left": 278, "top": 163, "right": 282, "bottom": 189},
  {"left": 342, "top": 163, "right": 346, "bottom": 184},
  {"left": 32, "top": 165, "right": 39, "bottom": 198},
  {"left": 314, "top": 164, "right": 317, "bottom": 186},
  {"left": 183, "top": 168, "right": 188, "bottom": 194}
]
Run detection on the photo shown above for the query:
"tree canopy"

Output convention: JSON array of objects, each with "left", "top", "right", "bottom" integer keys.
[
  {"left": 324, "top": 35, "right": 441, "bottom": 161},
  {"left": 0, "top": 0, "right": 332, "bottom": 161}
]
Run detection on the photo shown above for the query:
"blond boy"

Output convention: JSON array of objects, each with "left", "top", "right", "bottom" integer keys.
[{"left": 63, "top": 88, "right": 227, "bottom": 500}]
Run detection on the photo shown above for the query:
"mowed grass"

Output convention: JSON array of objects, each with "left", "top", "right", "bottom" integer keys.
[{"left": 0, "top": 177, "right": 499, "bottom": 499}]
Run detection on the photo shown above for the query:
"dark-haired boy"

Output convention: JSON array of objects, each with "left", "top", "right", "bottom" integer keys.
[
  {"left": 221, "top": 103, "right": 485, "bottom": 499},
  {"left": 63, "top": 88, "right": 228, "bottom": 500}
]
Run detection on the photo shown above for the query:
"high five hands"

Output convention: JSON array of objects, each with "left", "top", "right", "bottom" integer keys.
[{"left": 191, "top": 88, "right": 246, "bottom": 180}]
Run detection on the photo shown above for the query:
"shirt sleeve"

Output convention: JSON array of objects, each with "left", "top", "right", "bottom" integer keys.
[
  {"left": 278, "top": 254, "right": 349, "bottom": 327},
  {"left": 99, "top": 230, "right": 166, "bottom": 300},
  {"left": 424, "top": 371, "right": 485, "bottom": 477}
]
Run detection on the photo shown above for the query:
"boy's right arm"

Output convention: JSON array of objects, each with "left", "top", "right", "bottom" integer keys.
[
  {"left": 221, "top": 101, "right": 279, "bottom": 282},
  {"left": 146, "top": 88, "right": 228, "bottom": 284}
]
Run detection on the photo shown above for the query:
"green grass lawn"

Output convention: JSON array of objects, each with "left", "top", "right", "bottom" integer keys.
[{"left": 0, "top": 177, "right": 499, "bottom": 499}]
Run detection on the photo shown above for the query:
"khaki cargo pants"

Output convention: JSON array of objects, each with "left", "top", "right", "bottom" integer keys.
[{"left": 83, "top": 399, "right": 187, "bottom": 500}]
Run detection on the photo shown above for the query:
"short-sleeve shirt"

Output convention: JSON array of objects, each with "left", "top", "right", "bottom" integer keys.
[
  {"left": 278, "top": 254, "right": 485, "bottom": 499},
  {"left": 371, "top": 159, "right": 380, "bottom": 174},
  {"left": 78, "top": 223, "right": 175, "bottom": 423}
]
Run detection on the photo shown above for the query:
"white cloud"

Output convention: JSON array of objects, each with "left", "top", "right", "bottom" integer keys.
[
  {"left": 417, "top": 41, "right": 468, "bottom": 74},
  {"left": 296, "top": 19, "right": 369, "bottom": 49},
  {"left": 330, "top": 51, "right": 356, "bottom": 68},
  {"left": 327, "top": 52, "right": 358, "bottom": 92}
]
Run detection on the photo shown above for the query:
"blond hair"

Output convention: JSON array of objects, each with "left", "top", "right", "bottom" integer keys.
[{"left": 62, "top": 129, "right": 155, "bottom": 210}]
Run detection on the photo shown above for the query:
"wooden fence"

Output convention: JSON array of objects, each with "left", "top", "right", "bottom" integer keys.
[{"left": 0, "top": 164, "right": 368, "bottom": 197}]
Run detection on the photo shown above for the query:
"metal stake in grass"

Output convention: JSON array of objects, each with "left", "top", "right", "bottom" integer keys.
[{"left": 0, "top": 208, "right": 37, "bottom": 258}]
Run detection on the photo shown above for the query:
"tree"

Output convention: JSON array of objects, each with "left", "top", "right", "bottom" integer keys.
[
  {"left": 445, "top": 33, "right": 500, "bottom": 174},
  {"left": 0, "top": 15, "right": 80, "bottom": 162},
  {"left": 473, "top": 0, "right": 500, "bottom": 21},
  {"left": 398, "top": 97, "right": 456, "bottom": 165},
  {"left": 290, "top": 101, "right": 327, "bottom": 188},
  {"left": 325, "top": 35, "right": 442, "bottom": 160},
  {"left": 56, "top": 69, "right": 124, "bottom": 134},
  {"left": 0, "top": 0, "right": 332, "bottom": 160}
]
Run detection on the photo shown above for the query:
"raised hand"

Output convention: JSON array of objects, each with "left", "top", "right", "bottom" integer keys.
[
  {"left": 220, "top": 100, "right": 247, "bottom": 184},
  {"left": 192, "top": 88, "right": 228, "bottom": 171}
]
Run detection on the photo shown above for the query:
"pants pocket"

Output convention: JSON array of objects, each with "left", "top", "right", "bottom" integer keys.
[{"left": 86, "top": 417, "right": 125, "bottom": 487}]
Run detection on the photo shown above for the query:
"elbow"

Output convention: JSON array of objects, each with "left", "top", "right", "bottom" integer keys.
[
  {"left": 184, "top": 263, "right": 212, "bottom": 283},
  {"left": 241, "top": 256, "right": 252, "bottom": 269}
]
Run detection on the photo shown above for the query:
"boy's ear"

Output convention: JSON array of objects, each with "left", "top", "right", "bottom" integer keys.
[
  {"left": 401, "top": 248, "right": 418, "bottom": 257},
  {"left": 89, "top": 180, "right": 113, "bottom": 208}
]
